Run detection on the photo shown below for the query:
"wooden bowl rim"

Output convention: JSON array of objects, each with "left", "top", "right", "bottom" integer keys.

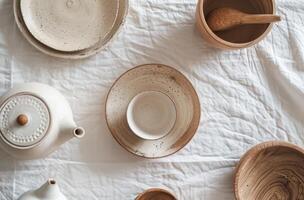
[
  {"left": 197, "top": 0, "right": 276, "bottom": 49},
  {"left": 135, "top": 188, "right": 177, "bottom": 200},
  {"left": 234, "top": 141, "right": 304, "bottom": 200},
  {"left": 105, "top": 63, "right": 201, "bottom": 159}
]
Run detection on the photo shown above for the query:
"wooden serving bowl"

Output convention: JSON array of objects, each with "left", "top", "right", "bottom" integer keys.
[
  {"left": 136, "top": 188, "right": 177, "bottom": 200},
  {"left": 196, "top": 0, "right": 276, "bottom": 49},
  {"left": 234, "top": 141, "right": 304, "bottom": 200}
]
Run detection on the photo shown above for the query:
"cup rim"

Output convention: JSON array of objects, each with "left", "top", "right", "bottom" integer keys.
[
  {"left": 197, "top": 0, "right": 276, "bottom": 49},
  {"left": 126, "top": 90, "right": 177, "bottom": 141}
]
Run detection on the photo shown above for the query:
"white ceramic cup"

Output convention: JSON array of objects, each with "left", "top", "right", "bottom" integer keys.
[{"left": 126, "top": 91, "right": 177, "bottom": 140}]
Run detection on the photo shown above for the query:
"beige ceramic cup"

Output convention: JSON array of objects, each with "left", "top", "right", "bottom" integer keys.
[{"left": 126, "top": 91, "right": 177, "bottom": 140}]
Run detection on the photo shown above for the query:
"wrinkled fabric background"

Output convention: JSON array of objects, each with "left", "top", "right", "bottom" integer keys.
[{"left": 0, "top": 0, "right": 303, "bottom": 199}]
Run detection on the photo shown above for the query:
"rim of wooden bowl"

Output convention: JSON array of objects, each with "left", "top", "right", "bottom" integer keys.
[
  {"left": 234, "top": 141, "right": 304, "bottom": 200},
  {"left": 135, "top": 188, "right": 177, "bottom": 200},
  {"left": 13, "top": 0, "right": 129, "bottom": 59},
  {"left": 105, "top": 63, "right": 201, "bottom": 159},
  {"left": 196, "top": 0, "right": 276, "bottom": 49}
]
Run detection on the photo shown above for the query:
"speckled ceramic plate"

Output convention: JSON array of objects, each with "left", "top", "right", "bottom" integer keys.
[
  {"left": 13, "top": 0, "right": 129, "bottom": 59},
  {"left": 105, "top": 64, "right": 201, "bottom": 158},
  {"left": 20, "top": 0, "right": 119, "bottom": 52}
]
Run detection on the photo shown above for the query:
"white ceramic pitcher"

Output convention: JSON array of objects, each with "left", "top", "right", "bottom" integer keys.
[{"left": 18, "top": 178, "right": 67, "bottom": 200}]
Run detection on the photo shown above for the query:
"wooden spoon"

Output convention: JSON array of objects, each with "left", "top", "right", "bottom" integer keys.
[{"left": 207, "top": 7, "right": 281, "bottom": 32}]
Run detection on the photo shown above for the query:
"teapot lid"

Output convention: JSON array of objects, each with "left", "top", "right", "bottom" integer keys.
[{"left": 0, "top": 93, "right": 50, "bottom": 147}]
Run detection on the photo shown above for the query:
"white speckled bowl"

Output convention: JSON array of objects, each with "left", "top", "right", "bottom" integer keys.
[
  {"left": 13, "top": 0, "right": 129, "bottom": 59},
  {"left": 106, "top": 64, "right": 201, "bottom": 158},
  {"left": 20, "top": 0, "right": 119, "bottom": 52}
]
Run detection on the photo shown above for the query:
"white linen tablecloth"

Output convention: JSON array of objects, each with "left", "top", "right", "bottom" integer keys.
[{"left": 0, "top": 0, "right": 303, "bottom": 199}]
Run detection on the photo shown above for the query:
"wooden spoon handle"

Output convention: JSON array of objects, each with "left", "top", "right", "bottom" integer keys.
[{"left": 242, "top": 15, "right": 281, "bottom": 24}]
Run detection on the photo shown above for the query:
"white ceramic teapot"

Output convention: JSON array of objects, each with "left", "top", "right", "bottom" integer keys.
[
  {"left": 0, "top": 83, "right": 85, "bottom": 159},
  {"left": 18, "top": 178, "right": 67, "bottom": 200}
]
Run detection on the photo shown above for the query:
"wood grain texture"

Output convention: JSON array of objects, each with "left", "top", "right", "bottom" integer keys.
[
  {"left": 234, "top": 141, "right": 304, "bottom": 200},
  {"left": 136, "top": 188, "right": 176, "bottom": 200},
  {"left": 207, "top": 7, "right": 280, "bottom": 31},
  {"left": 196, "top": 0, "right": 276, "bottom": 49},
  {"left": 105, "top": 64, "right": 201, "bottom": 158}
]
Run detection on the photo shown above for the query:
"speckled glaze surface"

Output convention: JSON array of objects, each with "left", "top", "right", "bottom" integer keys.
[
  {"left": 13, "top": 0, "right": 129, "bottom": 59},
  {"left": 20, "top": 0, "right": 119, "bottom": 52},
  {"left": 234, "top": 141, "right": 304, "bottom": 200},
  {"left": 105, "top": 64, "right": 201, "bottom": 158},
  {"left": 136, "top": 188, "right": 177, "bottom": 200}
]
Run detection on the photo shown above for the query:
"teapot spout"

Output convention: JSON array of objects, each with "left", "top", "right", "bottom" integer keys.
[
  {"left": 59, "top": 122, "right": 85, "bottom": 144},
  {"left": 73, "top": 127, "right": 86, "bottom": 138}
]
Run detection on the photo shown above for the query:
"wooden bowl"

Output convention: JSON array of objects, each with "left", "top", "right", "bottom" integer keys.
[
  {"left": 136, "top": 188, "right": 177, "bottom": 200},
  {"left": 196, "top": 0, "right": 276, "bottom": 49},
  {"left": 105, "top": 64, "right": 201, "bottom": 158},
  {"left": 234, "top": 141, "right": 304, "bottom": 200},
  {"left": 13, "top": 0, "right": 129, "bottom": 59}
]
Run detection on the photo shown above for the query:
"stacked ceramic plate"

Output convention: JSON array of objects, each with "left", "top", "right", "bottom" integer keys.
[
  {"left": 13, "top": 0, "right": 129, "bottom": 59},
  {"left": 106, "top": 64, "right": 201, "bottom": 158}
]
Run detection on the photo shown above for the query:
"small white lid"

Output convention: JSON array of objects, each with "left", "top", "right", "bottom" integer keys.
[{"left": 0, "top": 94, "right": 50, "bottom": 147}]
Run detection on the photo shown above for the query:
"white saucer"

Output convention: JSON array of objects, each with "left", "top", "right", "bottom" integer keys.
[
  {"left": 20, "top": 0, "right": 119, "bottom": 52},
  {"left": 127, "top": 91, "right": 177, "bottom": 140}
]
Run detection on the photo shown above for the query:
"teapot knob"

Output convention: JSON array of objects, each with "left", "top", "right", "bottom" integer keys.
[{"left": 17, "top": 114, "right": 29, "bottom": 126}]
